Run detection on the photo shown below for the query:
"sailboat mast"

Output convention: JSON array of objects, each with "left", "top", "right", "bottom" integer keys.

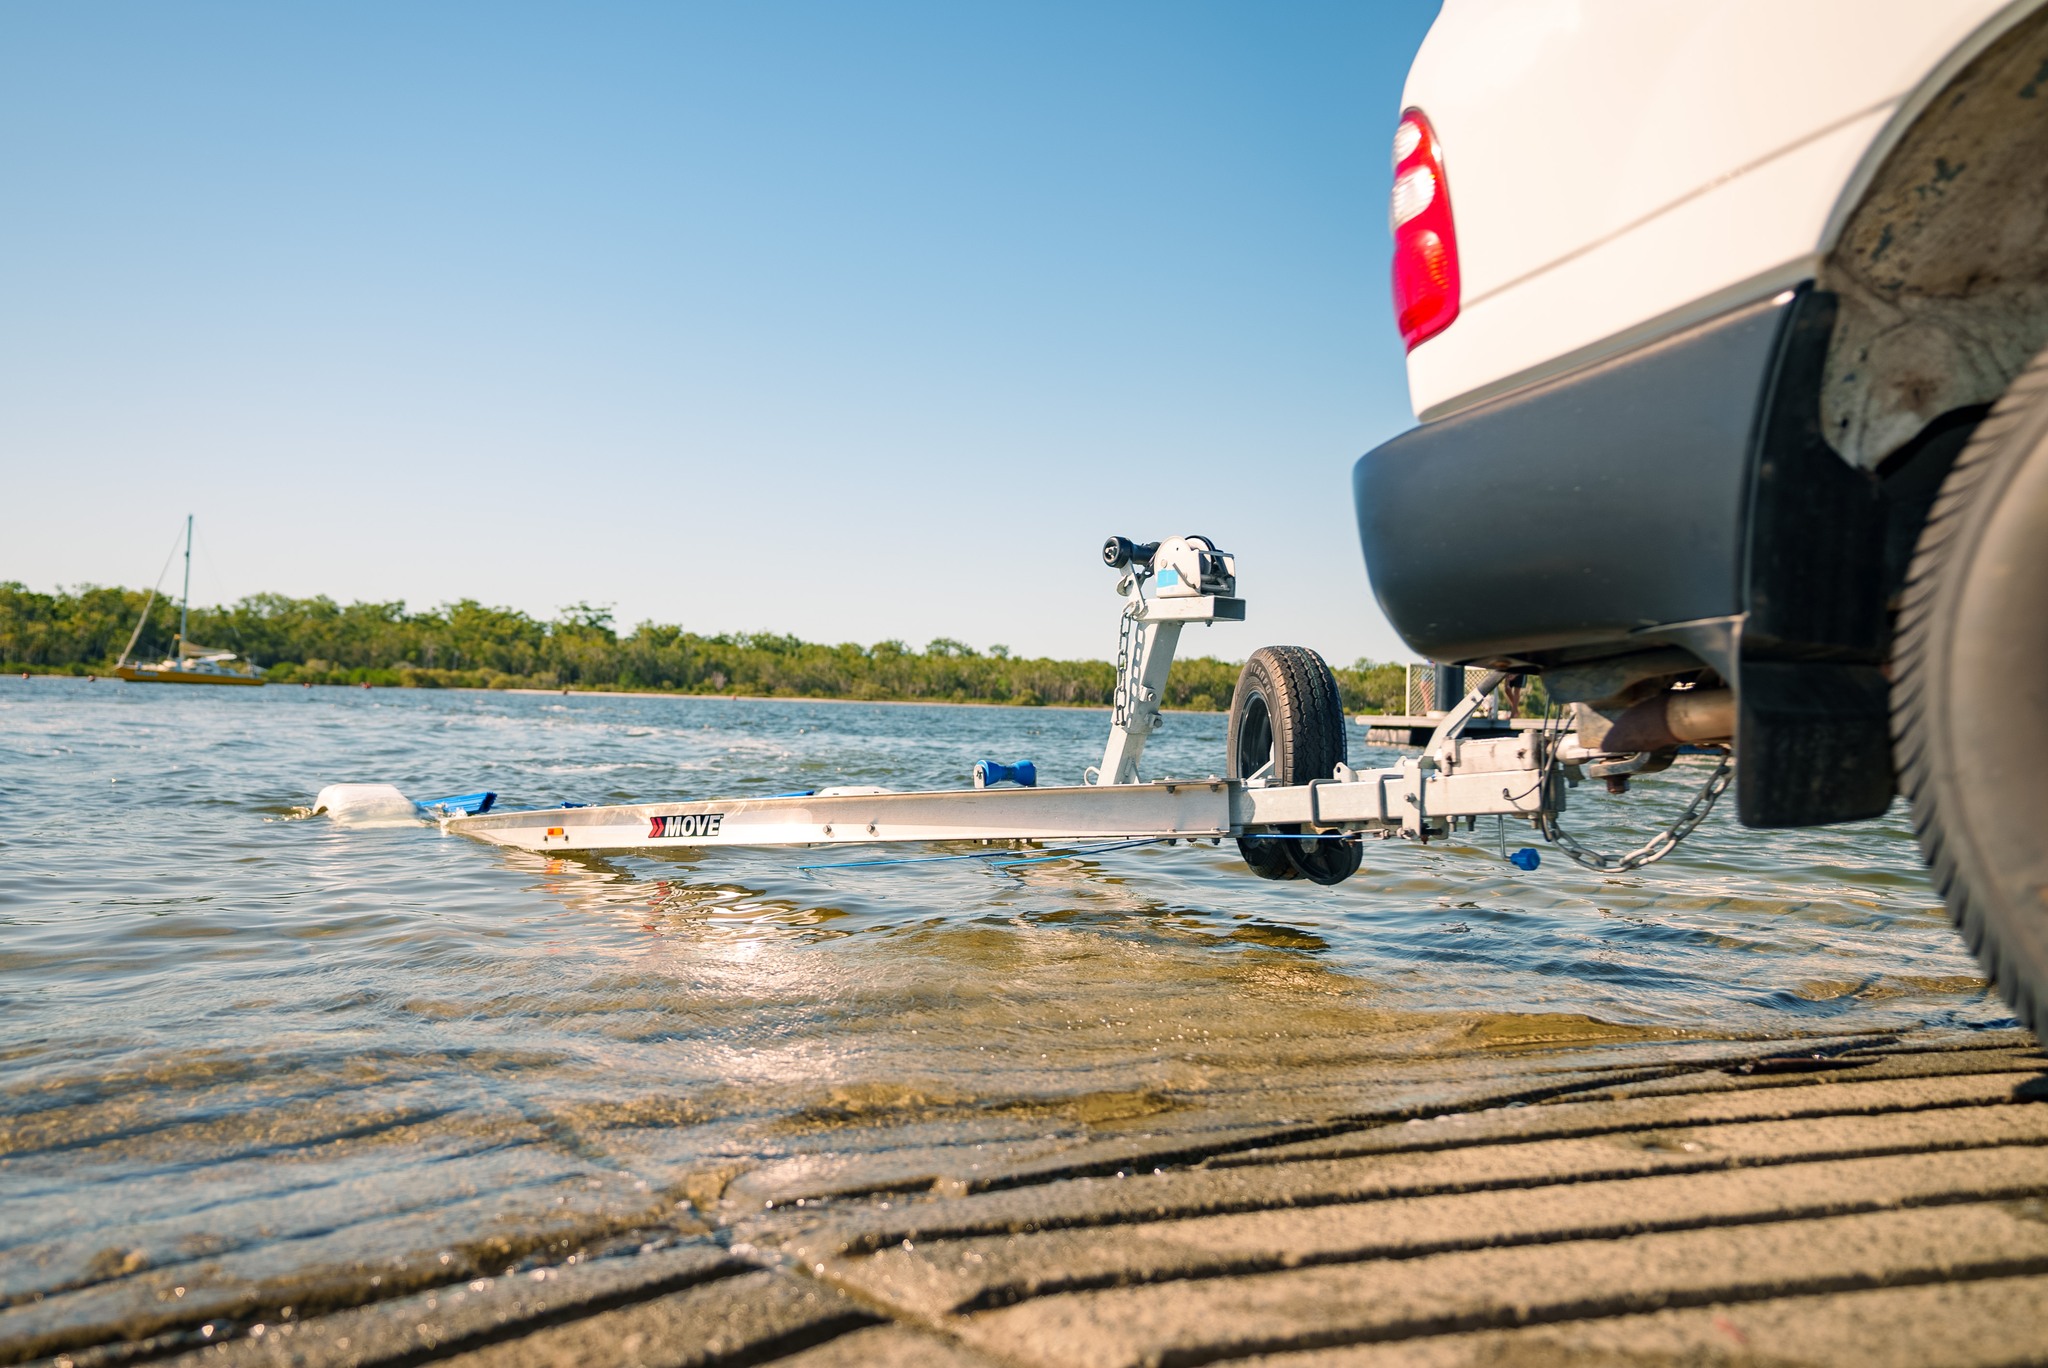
[{"left": 179, "top": 514, "right": 192, "bottom": 650}]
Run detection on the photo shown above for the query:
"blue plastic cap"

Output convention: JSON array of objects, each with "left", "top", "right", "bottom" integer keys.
[{"left": 1509, "top": 847, "right": 1541, "bottom": 871}]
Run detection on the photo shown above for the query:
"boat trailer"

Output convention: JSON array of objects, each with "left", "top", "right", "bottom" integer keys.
[{"left": 414, "top": 537, "right": 1726, "bottom": 882}]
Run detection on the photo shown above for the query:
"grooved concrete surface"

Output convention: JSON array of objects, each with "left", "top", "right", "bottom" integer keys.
[{"left": 17, "top": 1032, "right": 2047, "bottom": 1368}]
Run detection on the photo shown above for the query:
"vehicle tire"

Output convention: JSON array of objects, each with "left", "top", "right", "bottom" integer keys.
[
  {"left": 1226, "top": 645, "right": 1363, "bottom": 885},
  {"left": 1892, "top": 345, "right": 2048, "bottom": 1040}
]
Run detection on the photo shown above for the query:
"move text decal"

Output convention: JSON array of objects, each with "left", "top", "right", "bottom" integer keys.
[{"left": 649, "top": 812, "right": 725, "bottom": 839}]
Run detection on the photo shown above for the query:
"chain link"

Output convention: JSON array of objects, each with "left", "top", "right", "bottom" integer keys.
[
  {"left": 1539, "top": 748, "right": 1734, "bottom": 872},
  {"left": 1111, "top": 600, "right": 1143, "bottom": 728}
]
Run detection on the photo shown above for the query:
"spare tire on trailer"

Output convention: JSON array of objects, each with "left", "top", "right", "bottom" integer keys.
[
  {"left": 1226, "top": 645, "right": 1363, "bottom": 885},
  {"left": 1893, "top": 344, "right": 2048, "bottom": 1040}
]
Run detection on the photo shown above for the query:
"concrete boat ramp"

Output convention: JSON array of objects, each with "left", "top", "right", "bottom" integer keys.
[{"left": 24, "top": 1030, "right": 2048, "bottom": 1368}]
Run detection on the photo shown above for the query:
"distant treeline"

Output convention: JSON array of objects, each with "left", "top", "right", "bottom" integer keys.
[{"left": 1, "top": 582, "right": 1412, "bottom": 713}]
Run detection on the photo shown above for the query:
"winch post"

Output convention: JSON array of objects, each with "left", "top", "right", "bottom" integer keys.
[
  {"left": 1099, "top": 613, "right": 1184, "bottom": 786},
  {"left": 1095, "top": 535, "right": 1244, "bottom": 785}
]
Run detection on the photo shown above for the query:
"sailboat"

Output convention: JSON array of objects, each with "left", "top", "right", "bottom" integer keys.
[{"left": 114, "top": 516, "right": 266, "bottom": 686}]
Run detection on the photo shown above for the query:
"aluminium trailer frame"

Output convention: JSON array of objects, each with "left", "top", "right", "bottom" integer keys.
[{"left": 443, "top": 538, "right": 1572, "bottom": 862}]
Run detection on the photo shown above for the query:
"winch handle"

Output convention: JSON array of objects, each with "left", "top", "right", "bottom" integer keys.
[{"left": 1102, "top": 536, "right": 1160, "bottom": 570}]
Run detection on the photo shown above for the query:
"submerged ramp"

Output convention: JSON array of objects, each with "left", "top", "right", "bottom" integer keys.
[{"left": 48, "top": 1030, "right": 2043, "bottom": 1368}]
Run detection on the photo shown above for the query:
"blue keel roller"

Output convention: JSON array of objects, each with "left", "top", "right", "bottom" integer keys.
[{"left": 973, "top": 760, "right": 1037, "bottom": 789}]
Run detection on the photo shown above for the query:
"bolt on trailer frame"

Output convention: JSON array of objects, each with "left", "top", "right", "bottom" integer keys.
[{"left": 441, "top": 537, "right": 1573, "bottom": 871}]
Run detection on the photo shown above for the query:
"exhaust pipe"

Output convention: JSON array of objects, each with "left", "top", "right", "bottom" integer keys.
[{"left": 1602, "top": 688, "right": 1735, "bottom": 752}]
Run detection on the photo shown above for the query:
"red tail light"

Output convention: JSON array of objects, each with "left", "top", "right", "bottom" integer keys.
[{"left": 1390, "top": 108, "right": 1459, "bottom": 351}]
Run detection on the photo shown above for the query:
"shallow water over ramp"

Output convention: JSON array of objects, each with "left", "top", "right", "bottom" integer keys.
[{"left": 0, "top": 677, "right": 2024, "bottom": 1362}]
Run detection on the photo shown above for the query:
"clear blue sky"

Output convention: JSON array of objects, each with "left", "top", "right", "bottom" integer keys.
[{"left": 2, "top": 1, "right": 1440, "bottom": 663}]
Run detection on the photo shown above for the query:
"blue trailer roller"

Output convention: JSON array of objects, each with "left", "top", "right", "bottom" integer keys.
[{"left": 972, "top": 760, "right": 1036, "bottom": 789}]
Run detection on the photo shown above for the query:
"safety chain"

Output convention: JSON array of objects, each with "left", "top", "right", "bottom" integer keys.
[
  {"left": 1539, "top": 747, "right": 1735, "bottom": 872},
  {"left": 1111, "top": 599, "right": 1143, "bottom": 728}
]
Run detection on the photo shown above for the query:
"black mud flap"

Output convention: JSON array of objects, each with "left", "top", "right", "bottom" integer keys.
[{"left": 1736, "top": 661, "right": 1894, "bottom": 828}]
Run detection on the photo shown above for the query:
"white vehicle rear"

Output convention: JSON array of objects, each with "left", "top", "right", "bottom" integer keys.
[{"left": 1357, "top": 2, "right": 2048, "bottom": 1033}]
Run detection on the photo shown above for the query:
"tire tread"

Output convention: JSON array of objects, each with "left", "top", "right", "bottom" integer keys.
[
  {"left": 1228, "top": 645, "right": 1358, "bottom": 884},
  {"left": 1892, "top": 344, "right": 2048, "bottom": 1040}
]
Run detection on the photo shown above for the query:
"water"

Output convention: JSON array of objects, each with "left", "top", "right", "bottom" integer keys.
[{"left": 0, "top": 677, "right": 2004, "bottom": 1347}]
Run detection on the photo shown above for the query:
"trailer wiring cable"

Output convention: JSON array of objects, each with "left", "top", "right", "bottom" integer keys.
[
  {"left": 798, "top": 837, "right": 1168, "bottom": 875},
  {"left": 988, "top": 839, "right": 1168, "bottom": 871},
  {"left": 794, "top": 822, "right": 1364, "bottom": 879},
  {"left": 1487, "top": 705, "right": 1572, "bottom": 819}
]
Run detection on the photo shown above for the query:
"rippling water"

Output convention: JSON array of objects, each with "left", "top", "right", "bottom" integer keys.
[{"left": 0, "top": 676, "right": 2005, "bottom": 1345}]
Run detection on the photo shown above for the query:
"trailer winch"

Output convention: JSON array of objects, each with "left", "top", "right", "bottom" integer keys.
[{"left": 418, "top": 537, "right": 1728, "bottom": 881}]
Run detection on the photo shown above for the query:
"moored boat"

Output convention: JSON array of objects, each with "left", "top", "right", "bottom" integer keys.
[
  {"left": 114, "top": 516, "right": 265, "bottom": 687},
  {"left": 114, "top": 647, "right": 266, "bottom": 686}
]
